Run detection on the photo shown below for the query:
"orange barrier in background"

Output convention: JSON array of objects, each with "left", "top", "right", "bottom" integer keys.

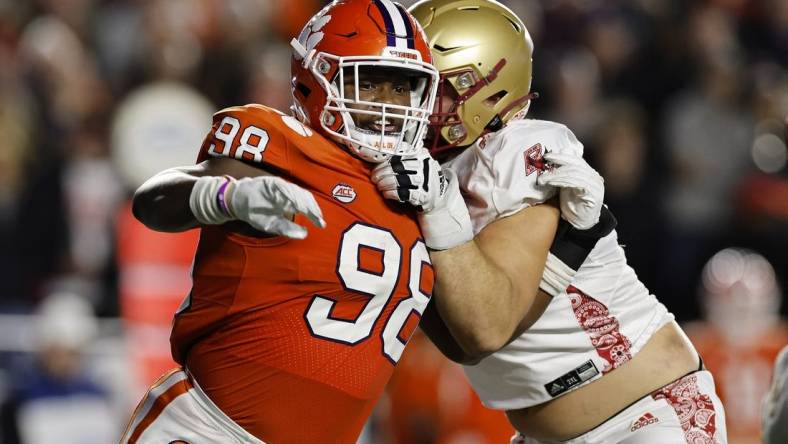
[{"left": 116, "top": 201, "right": 199, "bottom": 392}]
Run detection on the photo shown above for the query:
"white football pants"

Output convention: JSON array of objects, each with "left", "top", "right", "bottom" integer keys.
[
  {"left": 119, "top": 368, "right": 265, "bottom": 444},
  {"left": 512, "top": 370, "right": 727, "bottom": 444}
]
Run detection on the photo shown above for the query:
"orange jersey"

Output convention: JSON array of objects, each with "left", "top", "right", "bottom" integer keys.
[{"left": 171, "top": 104, "right": 434, "bottom": 443}]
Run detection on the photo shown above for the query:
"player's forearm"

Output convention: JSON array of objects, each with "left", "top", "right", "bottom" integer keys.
[
  {"left": 133, "top": 157, "right": 273, "bottom": 232},
  {"left": 429, "top": 204, "right": 557, "bottom": 359},
  {"left": 430, "top": 240, "right": 538, "bottom": 359},
  {"left": 132, "top": 168, "right": 201, "bottom": 232}
]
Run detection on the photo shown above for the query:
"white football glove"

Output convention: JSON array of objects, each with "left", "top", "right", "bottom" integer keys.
[
  {"left": 537, "top": 151, "right": 604, "bottom": 230},
  {"left": 190, "top": 175, "right": 325, "bottom": 239},
  {"left": 371, "top": 150, "right": 473, "bottom": 250},
  {"left": 371, "top": 150, "right": 445, "bottom": 212}
]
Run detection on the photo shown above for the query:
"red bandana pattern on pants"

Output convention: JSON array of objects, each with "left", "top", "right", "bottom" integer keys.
[{"left": 652, "top": 374, "right": 718, "bottom": 444}]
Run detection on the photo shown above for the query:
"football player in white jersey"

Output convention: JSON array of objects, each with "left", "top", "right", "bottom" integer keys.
[{"left": 370, "top": 1, "right": 728, "bottom": 443}]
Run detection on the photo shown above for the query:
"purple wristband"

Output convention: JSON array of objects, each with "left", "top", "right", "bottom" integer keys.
[{"left": 217, "top": 176, "right": 233, "bottom": 217}]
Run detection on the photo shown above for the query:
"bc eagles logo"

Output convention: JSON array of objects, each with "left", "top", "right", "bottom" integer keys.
[
  {"left": 525, "top": 143, "right": 552, "bottom": 176},
  {"left": 332, "top": 183, "right": 357, "bottom": 203}
]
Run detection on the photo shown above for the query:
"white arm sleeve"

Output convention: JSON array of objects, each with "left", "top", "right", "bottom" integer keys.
[{"left": 448, "top": 119, "right": 585, "bottom": 234}]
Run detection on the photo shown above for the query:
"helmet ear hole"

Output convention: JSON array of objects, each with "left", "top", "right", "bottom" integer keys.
[
  {"left": 295, "top": 82, "right": 311, "bottom": 99},
  {"left": 484, "top": 90, "right": 508, "bottom": 107}
]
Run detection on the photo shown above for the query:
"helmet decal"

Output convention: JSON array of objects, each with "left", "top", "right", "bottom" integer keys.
[
  {"left": 295, "top": 11, "right": 332, "bottom": 61},
  {"left": 372, "top": 0, "right": 416, "bottom": 50}
]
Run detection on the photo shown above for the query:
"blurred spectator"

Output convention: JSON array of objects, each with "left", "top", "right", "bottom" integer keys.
[
  {"left": 584, "top": 7, "right": 643, "bottom": 97},
  {"left": 659, "top": 4, "right": 756, "bottom": 318},
  {"left": 0, "top": 67, "right": 39, "bottom": 309},
  {"left": 0, "top": 5, "right": 121, "bottom": 313},
  {"left": 544, "top": 49, "right": 602, "bottom": 141},
  {"left": 19, "top": 13, "right": 109, "bottom": 130},
  {"left": 92, "top": 0, "right": 144, "bottom": 94},
  {"left": 590, "top": 99, "right": 663, "bottom": 286},
  {"left": 733, "top": 67, "right": 788, "bottom": 300},
  {"left": 246, "top": 43, "right": 293, "bottom": 112},
  {"left": 685, "top": 248, "right": 788, "bottom": 444},
  {"left": 740, "top": 0, "right": 788, "bottom": 67},
  {"left": 0, "top": 292, "right": 117, "bottom": 444},
  {"left": 592, "top": 100, "right": 648, "bottom": 208},
  {"left": 56, "top": 116, "right": 126, "bottom": 313}
]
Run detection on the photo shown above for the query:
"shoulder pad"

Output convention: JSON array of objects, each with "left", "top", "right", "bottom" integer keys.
[
  {"left": 485, "top": 119, "right": 582, "bottom": 159},
  {"left": 197, "top": 104, "right": 316, "bottom": 172}
]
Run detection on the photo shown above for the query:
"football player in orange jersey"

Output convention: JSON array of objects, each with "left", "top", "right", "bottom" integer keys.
[{"left": 120, "top": 1, "right": 443, "bottom": 443}]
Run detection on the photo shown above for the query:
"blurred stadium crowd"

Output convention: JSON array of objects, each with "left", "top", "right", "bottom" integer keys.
[{"left": 0, "top": 0, "right": 786, "bottom": 443}]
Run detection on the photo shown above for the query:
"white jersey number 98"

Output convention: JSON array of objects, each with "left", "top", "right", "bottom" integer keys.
[{"left": 304, "top": 223, "right": 431, "bottom": 363}]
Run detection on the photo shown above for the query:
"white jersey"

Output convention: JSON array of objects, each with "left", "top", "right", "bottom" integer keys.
[{"left": 446, "top": 119, "right": 676, "bottom": 410}]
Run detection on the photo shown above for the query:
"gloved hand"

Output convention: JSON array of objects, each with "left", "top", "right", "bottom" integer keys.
[
  {"left": 537, "top": 151, "right": 604, "bottom": 230},
  {"left": 371, "top": 150, "right": 472, "bottom": 250},
  {"left": 371, "top": 150, "right": 446, "bottom": 213},
  {"left": 227, "top": 176, "right": 326, "bottom": 238},
  {"left": 190, "top": 175, "right": 325, "bottom": 239}
]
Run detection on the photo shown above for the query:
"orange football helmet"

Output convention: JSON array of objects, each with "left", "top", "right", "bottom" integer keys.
[{"left": 291, "top": 0, "right": 439, "bottom": 162}]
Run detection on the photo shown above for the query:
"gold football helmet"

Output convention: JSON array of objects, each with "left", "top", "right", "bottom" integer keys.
[{"left": 409, "top": 0, "right": 536, "bottom": 156}]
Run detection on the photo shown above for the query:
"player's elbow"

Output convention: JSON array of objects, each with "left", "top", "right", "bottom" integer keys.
[
  {"left": 131, "top": 185, "right": 177, "bottom": 232},
  {"left": 441, "top": 347, "right": 483, "bottom": 365},
  {"left": 131, "top": 186, "right": 155, "bottom": 226},
  {"left": 456, "top": 327, "right": 509, "bottom": 363},
  {"left": 454, "top": 287, "right": 525, "bottom": 362},
  {"left": 429, "top": 325, "right": 500, "bottom": 365}
]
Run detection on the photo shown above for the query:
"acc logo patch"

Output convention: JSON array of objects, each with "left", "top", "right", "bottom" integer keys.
[{"left": 332, "top": 183, "right": 356, "bottom": 203}]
